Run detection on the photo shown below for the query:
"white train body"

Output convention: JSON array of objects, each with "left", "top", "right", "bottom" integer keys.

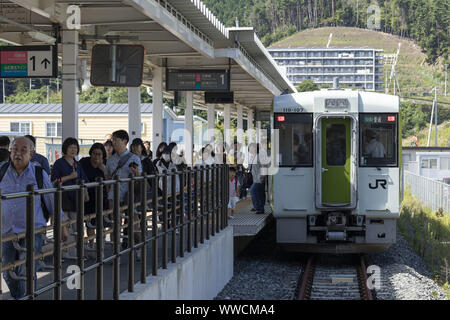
[{"left": 272, "top": 90, "right": 400, "bottom": 253}]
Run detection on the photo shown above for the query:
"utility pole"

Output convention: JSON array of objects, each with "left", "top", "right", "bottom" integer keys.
[
  {"left": 434, "top": 87, "right": 438, "bottom": 146},
  {"left": 327, "top": 33, "right": 333, "bottom": 48},
  {"left": 445, "top": 64, "right": 448, "bottom": 96},
  {"left": 47, "top": 85, "right": 49, "bottom": 104},
  {"left": 356, "top": 0, "right": 359, "bottom": 26},
  {"left": 2, "top": 79, "right": 5, "bottom": 103},
  {"left": 427, "top": 87, "right": 438, "bottom": 147}
]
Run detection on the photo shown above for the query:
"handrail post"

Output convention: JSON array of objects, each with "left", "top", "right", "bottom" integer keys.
[
  {"left": 140, "top": 174, "right": 147, "bottom": 284},
  {"left": 152, "top": 174, "right": 158, "bottom": 276},
  {"left": 179, "top": 169, "right": 185, "bottom": 257},
  {"left": 127, "top": 174, "right": 135, "bottom": 293},
  {"left": 211, "top": 165, "right": 215, "bottom": 237},
  {"left": 25, "top": 184, "right": 35, "bottom": 299},
  {"left": 0, "top": 189, "right": 2, "bottom": 300},
  {"left": 200, "top": 166, "right": 204, "bottom": 244},
  {"left": 113, "top": 176, "right": 121, "bottom": 300},
  {"left": 187, "top": 169, "right": 192, "bottom": 252},
  {"left": 226, "top": 165, "right": 229, "bottom": 227},
  {"left": 193, "top": 167, "right": 199, "bottom": 248},
  {"left": 205, "top": 165, "right": 210, "bottom": 240},
  {"left": 53, "top": 182, "right": 62, "bottom": 300},
  {"left": 171, "top": 169, "right": 177, "bottom": 263},
  {"left": 162, "top": 170, "right": 168, "bottom": 269},
  {"left": 216, "top": 165, "right": 220, "bottom": 233},
  {"left": 76, "top": 179, "right": 85, "bottom": 300},
  {"left": 96, "top": 177, "right": 104, "bottom": 300}
]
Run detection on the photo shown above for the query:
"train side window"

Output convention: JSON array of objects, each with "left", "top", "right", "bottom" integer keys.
[
  {"left": 360, "top": 114, "right": 398, "bottom": 167},
  {"left": 274, "top": 113, "right": 313, "bottom": 167}
]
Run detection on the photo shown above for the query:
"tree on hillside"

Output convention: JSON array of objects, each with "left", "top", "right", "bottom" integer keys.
[
  {"left": 297, "top": 80, "right": 319, "bottom": 92},
  {"left": 400, "top": 101, "right": 428, "bottom": 138},
  {"left": 202, "top": 0, "right": 448, "bottom": 63}
]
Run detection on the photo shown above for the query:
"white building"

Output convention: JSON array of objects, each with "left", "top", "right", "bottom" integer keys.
[{"left": 268, "top": 47, "right": 384, "bottom": 91}]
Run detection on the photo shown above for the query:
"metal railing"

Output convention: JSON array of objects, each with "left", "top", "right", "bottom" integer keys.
[
  {"left": 0, "top": 164, "right": 229, "bottom": 300},
  {"left": 403, "top": 171, "right": 449, "bottom": 214}
]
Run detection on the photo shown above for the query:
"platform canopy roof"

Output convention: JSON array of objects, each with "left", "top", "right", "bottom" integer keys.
[{"left": 0, "top": 0, "right": 296, "bottom": 112}]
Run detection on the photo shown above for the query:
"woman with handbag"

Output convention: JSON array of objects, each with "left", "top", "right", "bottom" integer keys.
[
  {"left": 51, "top": 137, "right": 89, "bottom": 260},
  {"left": 79, "top": 143, "right": 109, "bottom": 258}
]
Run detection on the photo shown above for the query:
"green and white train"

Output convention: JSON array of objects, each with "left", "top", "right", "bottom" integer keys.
[{"left": 271, "top": 89, "right": 401, "bottom": 253}]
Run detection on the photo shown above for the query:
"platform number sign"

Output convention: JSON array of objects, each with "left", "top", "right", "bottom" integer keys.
[
  {"left": 166, "top": 69, "right": 230, "bottom": 91},
  {"left": 0, "top": 45, "right": 57, "bottom": 78}
]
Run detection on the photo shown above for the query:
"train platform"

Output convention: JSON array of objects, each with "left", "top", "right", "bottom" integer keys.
[{"left": 228, "top": 198, "right": 272, "bottom": 237}]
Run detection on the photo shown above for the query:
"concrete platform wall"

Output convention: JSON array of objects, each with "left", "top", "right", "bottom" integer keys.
[{"left": 120, "top": 226, "right": 234, "bottom": 300}]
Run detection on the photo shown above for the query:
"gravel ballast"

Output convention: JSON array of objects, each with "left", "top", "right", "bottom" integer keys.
[
  {"left": 216, "top": 222, "right": 447, "bottom": 300},
  {"left": 215, "top": 222, "right": 304, "bottom": 300},
  {"left": 365, "top": 231, "right": 447, "bottom": 300}
]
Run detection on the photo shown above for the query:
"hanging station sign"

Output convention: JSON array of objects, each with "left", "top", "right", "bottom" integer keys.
[
  {"left": 0, "top": 45, "right": 57, "bottom": 78},
  {"left": 166, "top": 69, "right": 230, "bottom": 91}
]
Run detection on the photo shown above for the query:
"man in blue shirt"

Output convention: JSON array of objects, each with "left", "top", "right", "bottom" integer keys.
[
  {"left": 1, "top": 137, "right": 67, "bottom": 299},
  {"left": 105, "top": 130, "right": 142, "bottom": 203},
  {"left": 105, "top": 130, "right": 142, "bottom": 252},
  {"left": 25, "top": 135, "right": 51, "bottom": 175}
]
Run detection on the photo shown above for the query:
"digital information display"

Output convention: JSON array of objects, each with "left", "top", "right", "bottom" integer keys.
[
  {"left": 0, "top": 45, "right": 57, "bottom": 78},
  {"left": 91, "top": 44, "right": 145, "bottom": 87},
  {"left": 362, "top": 114, "right": 397, "bottom": 124},
  {"left": 204, "top": 91, "right": 234, "bottom": 104},
  {"left": 166, "top": 69, "right": 230, "bottom": 91}
]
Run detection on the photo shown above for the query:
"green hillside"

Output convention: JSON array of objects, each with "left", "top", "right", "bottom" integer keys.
[
  {"left": 202, "top": 0, "right": 448, "bottom": 64},
  {"left": 270, "top": 27, "right": 448, "bottom": 98},
  {"left": 270, "top": 27, "right": 449, "bottom": 145}
]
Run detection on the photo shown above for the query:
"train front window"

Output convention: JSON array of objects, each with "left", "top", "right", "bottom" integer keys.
[
  {"left": 274, "top": 113, "right": 313, "bottom": 167},
  {"left": 325, "top": 124, "right": 346, "bottom": 166},
  {"left": 360, "top": 113, "right": 398, "bottom": 167}
]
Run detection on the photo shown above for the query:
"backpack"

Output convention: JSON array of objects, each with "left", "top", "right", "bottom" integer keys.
[
  {"left": 0, "top": 162, "right": 51, "bottom": 221},
  {"left": 242, "top": 165, "right": 253, "bottom": 189}
]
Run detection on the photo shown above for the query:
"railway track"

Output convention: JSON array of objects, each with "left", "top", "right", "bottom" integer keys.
[{"left": 297, "top": 254, "right": 374, "bottom": 300}]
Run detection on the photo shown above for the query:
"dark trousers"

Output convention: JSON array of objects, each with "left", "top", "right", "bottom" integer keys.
[{"left": 250, "top": 183, "right": 265, "bottom": 212}]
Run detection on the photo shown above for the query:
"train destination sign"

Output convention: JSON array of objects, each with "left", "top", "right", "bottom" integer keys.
[
  {"left": 325, "top": 98, "right": 349, "bottom": 109},
  {"left": 0, "top": 45, "right": 57, "bottom": 78},
  {"left": 166, "top": 69, "right": 230, "bottom": 91}
]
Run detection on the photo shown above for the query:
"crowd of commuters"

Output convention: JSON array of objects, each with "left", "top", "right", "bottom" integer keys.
[{"left": 0, "top": 130, "right": 268, "bottom": 299}]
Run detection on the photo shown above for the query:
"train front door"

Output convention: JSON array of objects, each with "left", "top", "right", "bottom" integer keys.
[{"left": 321, "top": 118, "right": 351, "bottom": 205}]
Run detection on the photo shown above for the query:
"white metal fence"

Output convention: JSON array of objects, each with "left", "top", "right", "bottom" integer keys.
[{"left": 403, "top": 171, "right": 449, "bottom": 214}]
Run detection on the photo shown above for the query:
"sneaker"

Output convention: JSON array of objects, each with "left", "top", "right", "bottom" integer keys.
[
  {"left": 228, "top": 216, "right": 234, "bottom": 219},
  {"left": 255, "top": 211, "right": 265, "bottom": 215},
  {"left": 250, "top": 208, "right": 257, "bottom": 212}
]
